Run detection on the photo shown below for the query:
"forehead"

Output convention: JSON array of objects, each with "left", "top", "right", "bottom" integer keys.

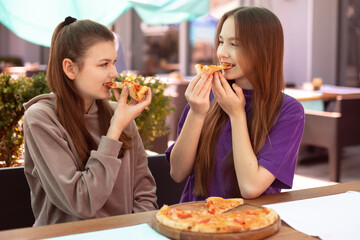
[
  {"left": 83, "top": 41, "right": 116, "bottom": 61},
  {"left": 219, "top": 16, "right": 235, "bottom": 38}
]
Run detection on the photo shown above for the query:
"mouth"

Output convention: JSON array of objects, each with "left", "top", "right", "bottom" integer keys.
[
  {"left": 221, "top": 62, "right": 235, "bottom": 70},
  {"left": 103, "top": 83, "right": 111, "bottom": 90}
]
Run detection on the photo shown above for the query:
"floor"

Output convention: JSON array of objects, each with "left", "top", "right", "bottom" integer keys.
[{"left": 289, "top": 145, "right": 360, "bottom": 191}]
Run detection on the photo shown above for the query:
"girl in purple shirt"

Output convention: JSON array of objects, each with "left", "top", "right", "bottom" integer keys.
[{"left": 166, "top": 7, "right": 305, "bottom": 202}]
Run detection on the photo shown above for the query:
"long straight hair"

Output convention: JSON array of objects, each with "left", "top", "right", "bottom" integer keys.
[
  {"left": 193, "top": 7, "right": 285, "bottom": 196},
  {"left": 47, "top": 19, "right": 131, "bottom": 170}
]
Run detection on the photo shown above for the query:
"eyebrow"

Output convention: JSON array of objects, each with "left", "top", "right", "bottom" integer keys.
[
  {"left": 98, "top": 58, "right": 113, "bottom": 62},
  {"left": 219, "top": 35, "right": 236, "bottom": 41}
]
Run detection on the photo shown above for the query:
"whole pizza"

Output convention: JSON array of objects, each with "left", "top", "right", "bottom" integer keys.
[{"left": 154, "top": 197, "right": 279, "bottom": 235}]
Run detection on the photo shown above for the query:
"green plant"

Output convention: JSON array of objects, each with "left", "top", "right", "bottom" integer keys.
[
  {"left": 0, "top": 72, "right": 50, "bottom": 167},
  {"left": 111, "top": 72, "right": 175, "bottom": 149}
]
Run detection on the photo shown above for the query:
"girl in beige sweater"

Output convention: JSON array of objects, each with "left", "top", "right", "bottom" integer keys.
[{"left": 23, "top": 17, "right": 157, "bottom": 226}]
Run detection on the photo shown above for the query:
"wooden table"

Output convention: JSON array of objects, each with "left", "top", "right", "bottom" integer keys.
[
  {"left": 285, "top": 85, "right": 360, "bottom": 101},
  {"left": 1, "top": 181, "right": 360, "bottom": 240}
]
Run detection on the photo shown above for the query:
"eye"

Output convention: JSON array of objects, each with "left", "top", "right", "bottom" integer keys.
[
  {"left": 231, "top": 42, "right": 239, "bottom": 47},
  {"left": 218, "top": 40, "right": 224, "bottom": 45},
  {"left": 113, "top": 59, "right": 117, "bottom": 65},
  {"left": 100, "top": 62, "right": 108, "bottom": 67}
]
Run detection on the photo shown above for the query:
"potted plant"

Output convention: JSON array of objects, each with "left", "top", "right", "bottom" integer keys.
[
  {"left": 111, "top": 72, "right": 175, "bottom": 151},
  {"left": 0, "top": 72, "right": 175, "bottom": 167},
  {"left": 0, "top": 72, "right": 50, "bottom": 167}
]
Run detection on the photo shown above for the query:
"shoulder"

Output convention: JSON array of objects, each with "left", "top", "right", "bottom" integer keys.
[
  {"left": 279, "top": 94, "right": 305, "bottom": 120},
  {"left": 24, "top": 94, "right": 57, "bottom": 124}
]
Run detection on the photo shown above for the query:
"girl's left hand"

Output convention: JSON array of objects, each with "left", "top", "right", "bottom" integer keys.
[{"left": 212, "top": 72, "right": 246, "bottom": 118}]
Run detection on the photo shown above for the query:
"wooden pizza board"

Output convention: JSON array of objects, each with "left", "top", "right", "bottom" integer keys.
[{"left": 151, "top": 201, "right": 281, "bottom": 240}]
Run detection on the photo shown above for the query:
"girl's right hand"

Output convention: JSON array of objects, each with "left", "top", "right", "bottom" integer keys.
[
  {"left": 107, "top": 86, "right": 151, "bottom": 140},
  {"left": 184, "top": 72, "right": 213, "bottom": 116}
]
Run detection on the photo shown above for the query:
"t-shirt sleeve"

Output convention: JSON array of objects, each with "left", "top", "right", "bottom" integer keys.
[
  {"left": 165, "top": 104, "right": 191, "bottom": 163},
  {"left": 257, "top": 96, "right": 305, "bottom": 189}
]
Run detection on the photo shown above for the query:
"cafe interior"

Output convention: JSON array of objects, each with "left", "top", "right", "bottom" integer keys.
[{"left": 1, "top": 0, "right": 360, "bottom": 239}]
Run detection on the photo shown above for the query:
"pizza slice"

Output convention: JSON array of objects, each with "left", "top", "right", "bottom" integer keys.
[
  {"left": 206, "top": 197, "right": 244, "bottom": 215},
  {"left": 156, "top": 205, "right": 211, "bottom": 232},
  {"left": 194, "top": 207, "right": 278, "bottom": 233},
  {"left": 195, "top": 64, "right": 232, "bottom": 76},
  {"left": 104, "top": 80, "right": 149, "bottom": 101}
]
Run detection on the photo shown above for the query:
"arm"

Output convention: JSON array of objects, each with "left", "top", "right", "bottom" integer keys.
[
  {"left": 212, "top": 72, "right": 275, "bottom": 198},
  {"left": 131, "top": 122, "right": 158, "bottom": 212},
  {"left": 169, "top": 73, "right": 213, "bottom": 182},
  {"left": 230, "top": 112, "right": 276, "bottom": 198},
  {"left": 212, "top": 73, "right": 304, "bottom": 198},
  {"left": 23, "top": 108, "right": 123, "bottom": 219}
]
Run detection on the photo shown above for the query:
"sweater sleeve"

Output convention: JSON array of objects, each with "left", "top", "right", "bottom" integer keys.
[
  {"left": 130, "top": 122, "right": 158, "bottom": 212},
  {"left": 23, "top": 106, "right": 123, "bottom": 219}
]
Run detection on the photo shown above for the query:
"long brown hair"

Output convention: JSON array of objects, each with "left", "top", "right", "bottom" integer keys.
[
  {"left": 194, "top": 7, "right": 285, "bottom": 196},
  {"left": 47, "top": 19, "right": 131, "bottom": 170}
]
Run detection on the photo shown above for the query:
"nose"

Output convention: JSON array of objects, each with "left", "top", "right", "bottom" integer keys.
[
  {"left": 217, "top": 44, "right": 230, "bottom": 60},
  {"left": 110, "top": 64, "right": 118, "bottom": 78}
]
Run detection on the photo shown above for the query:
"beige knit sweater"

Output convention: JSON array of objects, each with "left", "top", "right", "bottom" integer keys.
[{"left": 23, "top": 93, "right": 158, "bottom": 226}]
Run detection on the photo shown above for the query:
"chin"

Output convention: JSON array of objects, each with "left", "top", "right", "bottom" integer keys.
[
  {"left": 99, "top": 91, "right": 111, "bottom": 100},
  {"left": 223, "top": 73, "right": 237, "bottom": 80}
]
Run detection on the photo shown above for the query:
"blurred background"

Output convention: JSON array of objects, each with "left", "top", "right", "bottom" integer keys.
[{"left": 1, "top": 0, "right": 359, "bottom": 88}]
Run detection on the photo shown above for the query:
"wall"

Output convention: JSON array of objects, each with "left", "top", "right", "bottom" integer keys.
[
  {"left": 310, "top": 0, "right": 338, "bottom": 85},
  {"left": 260, "top": 0, "right": 338, "bottom": 86},
  {"left": 0, "top": 0, "right": 339, "bottom": 86},
  {"left": 113, "top": 9, "right": 145, "bottom": 72},
  {"left": 0, "top": 24, "right": 49, "bottom": 65},
  {"left": 269, "top": 0, "right": 310, "bottom": 86}
]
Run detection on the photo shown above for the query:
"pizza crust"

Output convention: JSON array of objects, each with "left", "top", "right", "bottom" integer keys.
[{"left": 195, "top": 64, "right": 232, "bottom": 76}]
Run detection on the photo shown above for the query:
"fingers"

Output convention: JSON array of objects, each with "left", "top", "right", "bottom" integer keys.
[
  {"left": 112, "top": 88, "right": 121, "bottom": 102},
  {"left": 197, "top": 73, "right": 213, "bottom": 98},
  {"left": 186, "top": 73, "right": 213, "bottom": 99},
  {"left": 232, "top": 83, "right": 244, "bottom": 98},
  {"left": 186, "top": 73, "right": 202, "bottom": 93},
  {"left": 139, "top": 88, "right": 152, "bottom": 106},
  {"left": 212, "top": 72, "right": 226, "bottom": 97},
  {"left": 119, "top": 86, "right": 129, "bottom": 103},
  {"left": 217, "top": 72, "right": 233, "bottom": 93}
]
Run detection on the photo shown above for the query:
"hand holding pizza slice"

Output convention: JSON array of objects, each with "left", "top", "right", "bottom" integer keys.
[{"left": 104, "top": 80, "right": 149, "bottom": 101}]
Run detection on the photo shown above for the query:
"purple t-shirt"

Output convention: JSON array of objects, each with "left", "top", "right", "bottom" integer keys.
[{"left": 165, "top": 89, "right": 305, "bottom": 202}]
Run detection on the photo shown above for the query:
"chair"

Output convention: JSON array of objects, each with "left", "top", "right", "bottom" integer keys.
[
  {"left": 301, "top": 96, "right": 360, "bottom": 182},
  {"left": 147, "top": 154, "right": 186, "bottom": 207},
  {"left": 0, "top": 166, "right": 34, "bottom": 230}
]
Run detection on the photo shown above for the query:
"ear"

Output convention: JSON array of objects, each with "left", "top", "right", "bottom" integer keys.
[{"left": 62, "top": 58, "right": 78, "bottom": 80}]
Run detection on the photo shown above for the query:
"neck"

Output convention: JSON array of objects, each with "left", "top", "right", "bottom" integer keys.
[
  {"left": 235, "top": 76, "right": 253, "bottom": 89},
  {"left": 84, "top": 100, "right": 94, "bottom": 114}
]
